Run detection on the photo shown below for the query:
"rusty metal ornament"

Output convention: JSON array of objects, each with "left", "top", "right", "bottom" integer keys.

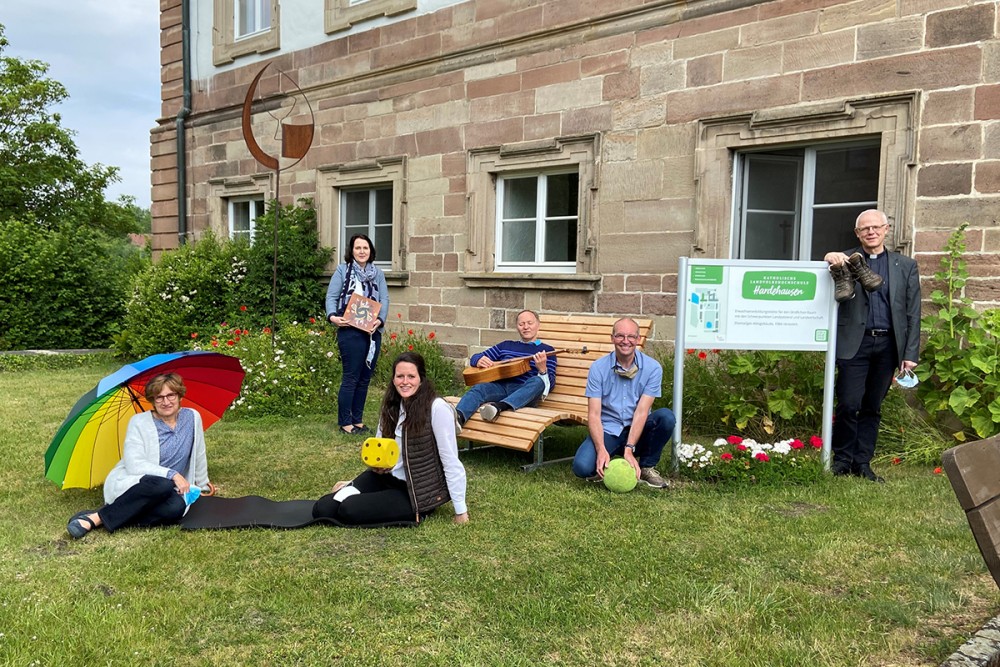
[{"left": 241, "top": 63, "right": 314, "bottom": 170}]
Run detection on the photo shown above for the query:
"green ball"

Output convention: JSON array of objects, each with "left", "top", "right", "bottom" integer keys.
[{"left": 603, "top": 458, "right": 638, "bottom": 493}]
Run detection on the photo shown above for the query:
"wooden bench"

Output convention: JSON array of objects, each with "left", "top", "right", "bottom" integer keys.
[
  {"left": 942, "top": 433, "right": 1000, "bottom": 590},
  {"left": 445, "top": 314, "right": 654, "bottom": 471}
]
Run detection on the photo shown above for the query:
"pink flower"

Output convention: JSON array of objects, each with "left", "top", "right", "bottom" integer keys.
[
  {"left": 790, "top": 439, "right": 804, "bottom": 450},
  {"left": 809, "top": 435, "right": 823, "bottom": 449},
  {"left": 726, "top": 435, "right": 743, "bottom": 445},
  {"left": 754, "top": 452, "right": 770, "bottom": 462},
  {"left": 720, "top": 452, "right": 733, "bottom": 461},
  {"left": 736, "top": 444, "right": 748, "bottom": 452}
]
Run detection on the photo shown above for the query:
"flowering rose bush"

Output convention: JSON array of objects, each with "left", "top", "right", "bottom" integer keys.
[
  {"left": 191, "top": 318, "right": 340, "bottom": 417},
  {"left": 374, "top": 322, "right": 459, "bottom": 395},
  {"left": 676, "top": 435, "right": 824, "bottom": 485}
]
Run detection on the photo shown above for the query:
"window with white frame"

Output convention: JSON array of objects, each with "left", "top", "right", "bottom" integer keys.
[
  {"left": 733, "top": 141, "right": 880, "bottom": 261},
  {"left": 237, "top": 0, "right": 271, "bottom": 38},
  {"left": 496, "top": 171, "right": 579, "bottom": 272},
  {"left": 229, "top": 197, "right": 266, "bottom": 244},
  {"left": 213, "top": 0, "right": 279, "bottom": 66},
  {"left": 341, "top": 186, "right": 393, "bottom": 268}
]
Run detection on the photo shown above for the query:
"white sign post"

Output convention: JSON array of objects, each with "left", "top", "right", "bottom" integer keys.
[{"left": 672, "top": 258, "right": 839, "bottom": 470}]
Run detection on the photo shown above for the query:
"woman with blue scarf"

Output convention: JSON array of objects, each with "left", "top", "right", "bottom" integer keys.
[{"left": 326, "top": 234, "right": 390, "bottom": 435}]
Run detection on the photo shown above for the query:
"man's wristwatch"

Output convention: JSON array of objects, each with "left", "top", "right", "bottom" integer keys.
[{"left": 624, "top": 444, "right": 636, "bottom": 453}]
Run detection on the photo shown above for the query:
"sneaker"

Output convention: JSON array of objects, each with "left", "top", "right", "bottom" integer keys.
[
  {"left": 479, "top": 402, "right": 501, "bottom": 423},
  {"left": 639, "top": 467, "right": 670, "bottom": 489}
]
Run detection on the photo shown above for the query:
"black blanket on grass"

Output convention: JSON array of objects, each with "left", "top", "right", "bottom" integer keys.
[{"left": 179, "top": 495, "right": 416, "bottom": 530}]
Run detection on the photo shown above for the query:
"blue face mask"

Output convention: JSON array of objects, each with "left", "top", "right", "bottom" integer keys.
[
  {"left": 184, "top": 486, "right": 202, "bottom": 506},
  {"left": 894, "top": 369, "right": 918, "bottom": 389}
]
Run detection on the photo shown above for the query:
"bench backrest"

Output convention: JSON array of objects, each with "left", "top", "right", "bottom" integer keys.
[
  {"left": 942, "top": 433, "right": 1000, "bottom": 590},
  {"left": 537, "top": 314, "right": 654, "bottom": 415}
]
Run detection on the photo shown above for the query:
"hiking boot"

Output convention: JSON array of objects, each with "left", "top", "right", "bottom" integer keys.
[
  {"left": 639, "top": 467, "right": 670, "bottom": 489},
  {"left": 479, "top": 402, "right": 501, "bottom": 423},
  {"left": 847, "top": 253, "right": 883, "bottom": 292},
  {"left": 830, "top": 263, "right": 856, "bottom": 303}
]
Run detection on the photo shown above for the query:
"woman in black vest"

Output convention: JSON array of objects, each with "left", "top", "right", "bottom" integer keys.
[{"left": 313, "top": 352, "right": 469, "bottom": 526}]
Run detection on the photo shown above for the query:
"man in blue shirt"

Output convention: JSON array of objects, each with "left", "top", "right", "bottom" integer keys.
[
  {"left": 455, "top": 310, "right": 557, "bottom": 425},
  {"left": 571, "top": 317, "right": 675, "bottom": 489}
]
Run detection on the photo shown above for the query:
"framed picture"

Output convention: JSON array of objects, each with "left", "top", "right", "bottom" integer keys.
[{"left": 343, "top": 293, "right": 381, "bottom": 333}]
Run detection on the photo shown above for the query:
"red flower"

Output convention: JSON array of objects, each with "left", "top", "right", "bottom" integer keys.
[
  {"left": 190, "top": 332, "right": 198, "bottom": 339},
  {"left": 408, "top": 329, "right": 414, "bottom": 335},
  {"left": 711, "top": 349, "right": 721, "bottom": 354},
  {"left": 428, "top": 332, "right": 436, "bottom": 339},
  {"left": 720, "top": 452, "right": 733, "bottom": 461},
  {"left": 698, "top": 351, "right": 707, "bottom": 360},
  {"left": 809, "top": 435, "right": 823, "bottom": 448},
  {"left": 310, "top": 317, "right": 316, "bottom": 324},
  {"left": 934, "top": 466, "right": 943, "bottom": 475},
  {"left": 226, "top": 340, "right": 235, "bottom": 346},
  {"left": 686, "top": 349, "right": 695, "bottom": 354},
  {"left": 221, "top": 322, "right": 228, "bottom": 327},
  {"left": 726, "top": 435, "right": 743, "bottom": 445},
  {"left": 407, "top": 344, "right": 414, "bottom": 351},
  {"left": 240, "top": 305, "right": 247, "bottom": 312},
  {"left": 242, "top": 329, "right": 249, "bottom": 335},
  {"left": 396, "top": 313, "right": 402, "bottom": 319},
  {"left": 790, "top": 439, "right": 804, "bottom": 450},
  {"left": 211, "top": 340, "right": 219, "bottom": 347},
  {"left": 263, "top": 327, "right": 272, "bottom": 334},
  {"left": 892, "top": 457, "right": 902, "bottom": 465},
  {"left": 754, "top": 452, "right": 770, "bottom": 462},
  {"left": 234, "top": 336, "right": 241, "bottom": 342},
  {"left": 390, "top": 333, "right": 397, "bottom": 340},
  {"left": 736, "top": 444, "right": 748, "bottom": 452}
]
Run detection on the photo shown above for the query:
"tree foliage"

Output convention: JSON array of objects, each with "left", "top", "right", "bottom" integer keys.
[{"left": 0, "top": 25, "right": 133, "bottom": 234}]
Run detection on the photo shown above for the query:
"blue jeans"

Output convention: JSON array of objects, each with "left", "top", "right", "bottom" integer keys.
[
  {"left": 572, "top": 407, "right": 676, "bottom": 477},
  {"left": 455, "top": 376, "right": 547, "bottom": 423},
  {"left": 337, "top": 326, "right": 382, "bottom": 426}
]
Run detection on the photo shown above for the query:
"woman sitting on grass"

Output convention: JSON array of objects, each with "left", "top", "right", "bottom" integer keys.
[
  {"left": 313, "top": 352, "right": 469, "bottom": 526},
  {"left": 66, "top": 373, "right": 214, "bottom": 539}
]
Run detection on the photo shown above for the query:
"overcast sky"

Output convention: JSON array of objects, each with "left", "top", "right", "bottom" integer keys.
[{"left": 3, "top": 1, "right": 160, "bottom": 208}]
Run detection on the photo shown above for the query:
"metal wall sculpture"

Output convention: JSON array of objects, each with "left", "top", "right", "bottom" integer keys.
[{"left": 241, "top": 63, "right": 316, "bottom": 340}]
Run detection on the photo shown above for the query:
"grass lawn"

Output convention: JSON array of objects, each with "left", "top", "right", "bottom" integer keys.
[{"left": 2, "top": 362, "right": 998, "bottom": 666}]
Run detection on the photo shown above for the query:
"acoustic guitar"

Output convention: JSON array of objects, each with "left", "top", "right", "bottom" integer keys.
[{"left": 462, "top": 346, "right": 588, "bottom": 386}]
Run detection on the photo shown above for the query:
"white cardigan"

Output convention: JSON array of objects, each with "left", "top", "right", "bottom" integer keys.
[{"left": 103, "top": 409, "right": 211, "bottom": 504}]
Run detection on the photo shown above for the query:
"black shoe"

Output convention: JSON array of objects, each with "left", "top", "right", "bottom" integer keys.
[
  {"left": 856, "top": 464, "right": 885, "bottom": 483},
  {"left": 831, "top": 462, "right": 852, "bottom": 476}
]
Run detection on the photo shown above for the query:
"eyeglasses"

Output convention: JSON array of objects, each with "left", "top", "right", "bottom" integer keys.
[
  {"left": 855, "top": 224, "right": 887, "bottom": 235},
  {"left": 154, "top": 392, "right": 179, "bottom": 404},
  {"left": 612, "top": 334, "right": 640, "bottom": 342}
]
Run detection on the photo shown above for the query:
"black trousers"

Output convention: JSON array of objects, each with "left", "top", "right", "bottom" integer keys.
[
  {"left": 832, "top": 334, "right": 897, "bottom": 470},
  {"left": 98, "top": 475, "right": 186, "bottom": 533},
  {"left": 312, "top": 469, "right": 415, "bottom": 526}
]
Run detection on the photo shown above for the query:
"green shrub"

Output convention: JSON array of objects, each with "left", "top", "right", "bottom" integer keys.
[
  {"left": 117, "top": 199, "right": 333, "bottom": 359},
  {"left": 240, "top": 199, "right": 333, "bottom": 325},
  {"left": 192, "top": 319, "right": 341, "bottom": 418},
  {"left": 917, "top": 223, "right": 1000, "bottom": 441},
  {"left": 0, "top": 219, "right": 147, "bottom": 350},
  {"left": 0, "top": 350, "right": 119, "bottom": 372},
  {"left": 116, "top": 233, "right": 245, "bottom": 358}
]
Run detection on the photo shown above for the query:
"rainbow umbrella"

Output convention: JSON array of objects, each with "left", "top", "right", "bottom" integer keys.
[{"left": 44, "top": 351, "right": 246, "bottom": 490}]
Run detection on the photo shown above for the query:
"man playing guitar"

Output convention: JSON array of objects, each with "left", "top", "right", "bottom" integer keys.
[{"left": 454, "top": 310, "right": 557, "bottom": 426}]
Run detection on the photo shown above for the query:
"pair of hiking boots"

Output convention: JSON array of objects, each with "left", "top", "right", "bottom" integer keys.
[{"left": 830, "top": 253, "right": 883, "bottom": 302}]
